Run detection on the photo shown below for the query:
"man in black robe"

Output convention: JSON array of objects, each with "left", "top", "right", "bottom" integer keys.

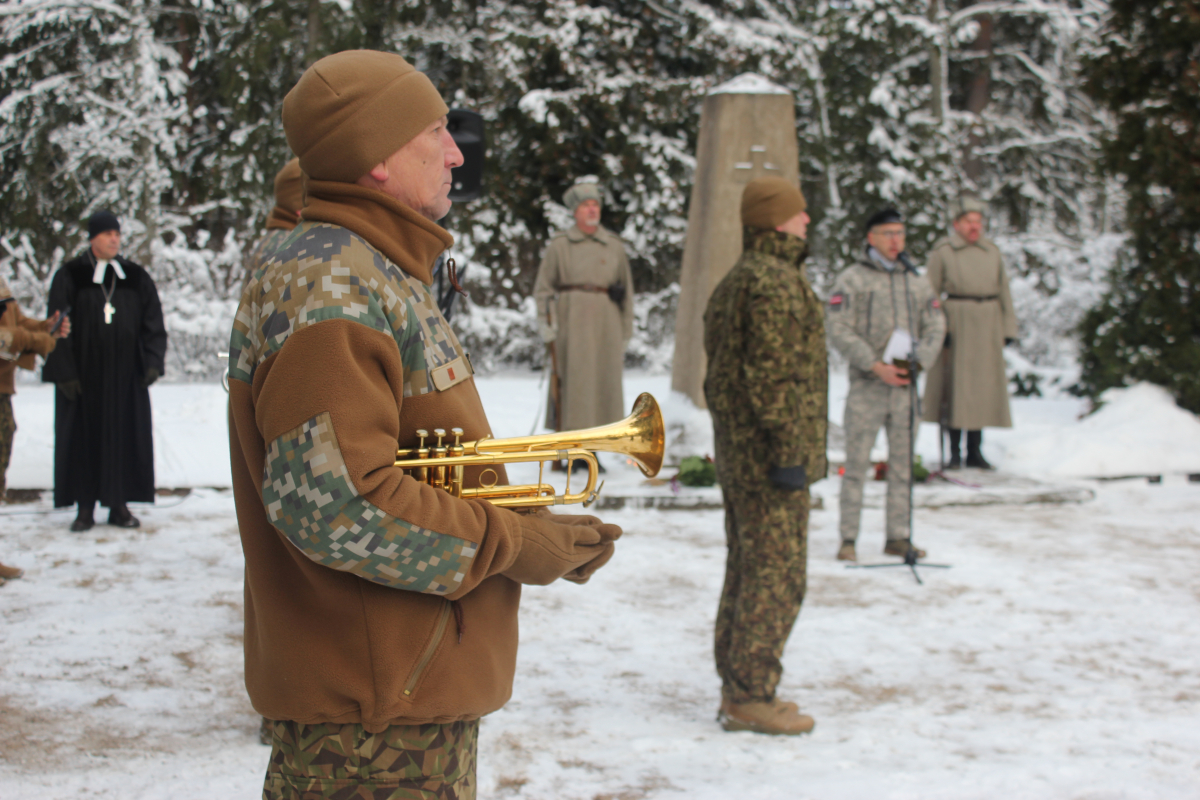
[{"left": 42, "top": 210, "right": 168, "bottom": 531}]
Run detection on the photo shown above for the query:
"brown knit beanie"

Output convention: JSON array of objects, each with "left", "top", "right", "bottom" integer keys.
[
  {"left": 274, "top": 158, "right": 305, "bottom": 213},
  {"left": 741, "top": 176, "right": 806, "bottom": 229},
  {"left": 283, "top": 50, "right": 449, "bottom": 183}
]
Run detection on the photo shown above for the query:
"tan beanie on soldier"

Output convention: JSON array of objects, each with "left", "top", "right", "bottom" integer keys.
[
  {"left": 741, "top": 176, "right": 806, "bottom": 230},
  {"left": 282, "top": 50, "right": 449, "bottom": 183}
]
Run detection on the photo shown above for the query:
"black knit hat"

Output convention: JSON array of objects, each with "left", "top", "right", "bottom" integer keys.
[
  {"left": 864, "top": 208, "right": 903, "bottom": 233},
  {"left": 87, "top": 210, "right": 120, "bottom": 239}
]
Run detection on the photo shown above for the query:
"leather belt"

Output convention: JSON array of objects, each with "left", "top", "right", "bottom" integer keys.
[
  {"left": 945, "top": 294, "right": 999, "bottom": 302},
  {"left": 558, "top": 283, "right": 609, "bottom": 293}
]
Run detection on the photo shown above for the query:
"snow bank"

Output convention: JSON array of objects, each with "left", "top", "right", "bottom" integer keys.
[{"left": 1002, "top": 382, "right": 1200, "bottom": 479}]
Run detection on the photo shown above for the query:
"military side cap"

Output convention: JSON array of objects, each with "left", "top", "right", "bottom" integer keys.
[
  {"left": 283, "top": 50, "right": 449, "bottom": 183},
  {"left": 864, "top": 207, "right": 903, "bottom": 233},
  {"left": 741, "top": 177, "right": 806, "bottom": 230}
]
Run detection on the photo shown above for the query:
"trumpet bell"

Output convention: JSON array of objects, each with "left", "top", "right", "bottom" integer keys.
[{"left": 474, "top": 392, "right": 665, "bottom": 478}]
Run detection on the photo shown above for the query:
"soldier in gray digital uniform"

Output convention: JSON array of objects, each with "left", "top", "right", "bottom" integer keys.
[{"left": 827, "top": 209, "right": 945, "bottom": 563}]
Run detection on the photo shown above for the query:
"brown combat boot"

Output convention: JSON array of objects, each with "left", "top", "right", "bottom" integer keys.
[
  {"left": 883, "top": 540, "right": 926, "bottom": 559},
  {"left": 719, "top": 698, "right": 815, "bottom": 736},
  {"left": 836, "top": 541, "right": 857, "bottom": 562},
  {"left": 0, "top": 562, "right": 23, "bottom": 580}
]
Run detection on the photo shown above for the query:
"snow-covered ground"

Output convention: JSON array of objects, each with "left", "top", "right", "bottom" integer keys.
[{"left": 2, "top": 373, "right": 1199, "bottom": 798}]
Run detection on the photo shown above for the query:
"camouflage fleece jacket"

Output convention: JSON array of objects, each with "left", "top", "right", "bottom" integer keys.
[
  {"left": 703, "top": 227, "right": 828, "bottom": 491},
  {"left": 227, "top": 181, "right": 604, "bottom": 733},
  {"left": 826, "top": 252, "right": 946, "bottom": 381}
]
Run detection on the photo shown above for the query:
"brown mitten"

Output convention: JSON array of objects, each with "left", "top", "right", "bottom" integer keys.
[
  {"left": 32, "top": 331, "right": 56, "bottom": 356},
  {"left": 504, "top": 510, "right": 622, "bottom": 586}
]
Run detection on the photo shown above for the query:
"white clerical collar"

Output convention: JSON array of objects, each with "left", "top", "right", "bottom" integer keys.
[{"left": 92, "top": 258, "right": 126, "bottom": 284}]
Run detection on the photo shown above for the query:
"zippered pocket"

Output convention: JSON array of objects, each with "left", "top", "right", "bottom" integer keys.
[{"left": 402, "top": 600, "right": 452, "bottom": 699}]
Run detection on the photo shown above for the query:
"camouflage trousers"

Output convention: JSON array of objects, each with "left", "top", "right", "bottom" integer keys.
[
  {"left": 262, "top": 718, "right": 478, "bottom": 800},
  {"left": 0, "top": 394, "right": 14, "bottom": 495},
  {"left": 839, "top": 378, "right": 914, "bottom": 544},
  {"left": 715, "top": 485, "right": 809, "bottom": 704}
]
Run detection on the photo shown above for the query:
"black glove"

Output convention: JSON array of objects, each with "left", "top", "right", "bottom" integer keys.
[
  {"left": 607, "top": 282, "right": 626, "bottom": 306},
  {"left": 143, "top": 368, "right": 160, "bottom": 387},
  {"left": 58, "top": 380, "right": 82, "bottom": 401},
  {"left": 943, "top": 332, "right": 952, "bottom": 348},
  {"left": 768, "top": 465, "right": 807, "bottom": 491},
  {"left": 1004, "top": 337, "right": 1015, "bottom": 347}
]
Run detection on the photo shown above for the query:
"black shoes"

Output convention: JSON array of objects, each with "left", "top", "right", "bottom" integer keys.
[
  {"left": 107, "top": 506, "right": 141, "bottom": 528},
  {"left": 69, "top": 504, "right": 141, "bottom": 531},
  {"left": 946, "top": 453, "right": 962, "bottom": 470},
  {"left": 965, "top": 452, "right": 994, "bottom": 470}
]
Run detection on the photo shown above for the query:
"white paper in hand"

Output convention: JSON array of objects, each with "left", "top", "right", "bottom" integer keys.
[{"left": 881, "top": 327, "right": 914, "bottom": 365}]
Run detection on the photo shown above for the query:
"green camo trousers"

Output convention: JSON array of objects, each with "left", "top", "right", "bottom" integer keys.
[
  {"left": 0, "top": 394, "right": 14, "bottom": 495},
  {"left": 714, "top": 486, "right": 809, "bottom": 704},
  {"left": 262, "top": 718, "right": 478, "bottom": 800}
]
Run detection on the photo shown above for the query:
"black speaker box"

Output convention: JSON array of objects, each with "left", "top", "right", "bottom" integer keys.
[{"left": 447, "top": 109, "right": 485, "bottom": 202}]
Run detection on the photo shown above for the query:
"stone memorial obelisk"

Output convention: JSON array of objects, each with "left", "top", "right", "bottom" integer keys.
[{"left": 670, "top": 74, "right": 800, "bottom": 408}]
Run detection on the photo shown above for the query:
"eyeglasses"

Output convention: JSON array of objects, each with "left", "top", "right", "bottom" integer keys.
[{"left": 873, "top": 229, "right": 905, "bottom": 239}]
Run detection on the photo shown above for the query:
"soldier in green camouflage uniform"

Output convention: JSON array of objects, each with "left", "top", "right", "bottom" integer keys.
[
  {"left": 704, "top": 177, "right": 827, "bottom": 736},
  {"left": 827, "top": 209, "right": 945, "bottom": 562}
]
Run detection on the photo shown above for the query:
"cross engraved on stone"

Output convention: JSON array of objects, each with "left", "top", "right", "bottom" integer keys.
[
  {"left": 732, "top": 144, "right": 782, "bottom": 183},
  {"left": 104, "top": 302, "right": 115, "bottom": 324}
]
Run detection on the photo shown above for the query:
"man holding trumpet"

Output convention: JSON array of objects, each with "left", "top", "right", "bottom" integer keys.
[{"left": 227, "top": 50, "right": 621, "bottom": 799}]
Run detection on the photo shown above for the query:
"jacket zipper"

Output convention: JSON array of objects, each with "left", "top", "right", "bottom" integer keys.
[
  {"left": 865, "top": 293, "right": 873, "bottom": 339},
  {"left": 402, "top": 600, "right": 452, "bottom": 698}
]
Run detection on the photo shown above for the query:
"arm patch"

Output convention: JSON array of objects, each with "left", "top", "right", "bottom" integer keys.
[{"left": 829, "top": 293, "right": 846, "bottom": 312}]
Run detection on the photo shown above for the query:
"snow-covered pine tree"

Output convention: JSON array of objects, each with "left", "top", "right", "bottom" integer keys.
[
  {"left": 1076, "top": 0, "right": 1200, "bottom": 413},
  {"left": 0, "top": 0, "right": 188, "bottom": 308}
]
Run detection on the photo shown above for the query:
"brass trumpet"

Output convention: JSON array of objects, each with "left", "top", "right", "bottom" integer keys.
[{"left": 394, "top": 392, "right": 664, "bottom": 509}]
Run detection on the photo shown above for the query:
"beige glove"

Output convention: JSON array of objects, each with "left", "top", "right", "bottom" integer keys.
[
  {"left": 504, "top": 509, "right": 622, "bottom": 586},
  {"left": 538, "top": 317, "right": 557, "bottom": 344}
]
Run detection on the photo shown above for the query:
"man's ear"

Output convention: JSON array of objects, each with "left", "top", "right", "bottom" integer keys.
[{"left": 366, "top": 161, "right": 390, "bottom": 183}]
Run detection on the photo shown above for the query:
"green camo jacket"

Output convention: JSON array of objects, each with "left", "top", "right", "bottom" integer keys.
[{"left": 703, "top": 227, "right": 828, "bottom": 491}]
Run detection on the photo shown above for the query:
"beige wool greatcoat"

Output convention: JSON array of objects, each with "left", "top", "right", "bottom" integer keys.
[
  {"left": 533, "top": 224, "right": 635, "bottom": 430},
  {"left": 922, "top": 232, "right": 1018, "bottom": 429}
]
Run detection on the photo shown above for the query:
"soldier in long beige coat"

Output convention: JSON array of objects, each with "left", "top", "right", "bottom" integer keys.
[
  {"left": 922, "top": 196, "right": 1018, "bottom": 469},
  {"left": 534, "top": 181, "right": 635, "bottom": 436}
]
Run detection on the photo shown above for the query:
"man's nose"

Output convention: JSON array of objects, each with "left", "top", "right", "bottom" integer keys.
[{"left": 444, "top": 132, "right": 465, "bottom": 169}]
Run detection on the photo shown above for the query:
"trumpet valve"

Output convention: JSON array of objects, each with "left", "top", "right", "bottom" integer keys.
[
  {"left": 449, "top": 428, "right": 466, "bottom": 497},
  {"left": 432, "top": 429, "right": 448, "bottom": 489},
  {"left": 414, "top": 429, "right": 430, "bottom": 483}
]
